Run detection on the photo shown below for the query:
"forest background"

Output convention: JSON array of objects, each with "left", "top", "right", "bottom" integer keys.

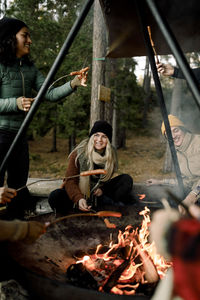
[{"left": 1, "top": 0, "right": 200, "bottom": 183}]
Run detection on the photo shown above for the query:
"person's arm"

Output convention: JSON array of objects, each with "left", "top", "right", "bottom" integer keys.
[
  {"left": 33, "top": 66, "right": 88, "bottom": 102},
  {"left": 0, "top": 66, "right": 33, "bottom": 113},
  {"left": 0, "top": 97, "right": 19, "bottom": 113},
  {"left": 0, "top": 96, "right": 34, "bottom": 113},
  {"left": 64, "top": 151, "right": 84, "bottom": 204},
  {"left": 0, "top": 220, "right": 45, "bottom": 243},
  {"left": 150, "top": 209, "right": 180, "bottom": 260},
  {"left": 156, "top": 62, "right": 200, "bottom": 83},
  {"left": 64, "top": 152, "right": 91, "bottom": 211},
  {"left": 172, "top": 67, "right": 200, "bottom": 82}
]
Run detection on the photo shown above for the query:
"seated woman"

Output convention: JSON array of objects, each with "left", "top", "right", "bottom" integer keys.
[
  {"left": 146, "top": 115, "right": 200, "bottom": 213},
  {"left": 48, "top": 120, "right": 133, "bottom": 213}
]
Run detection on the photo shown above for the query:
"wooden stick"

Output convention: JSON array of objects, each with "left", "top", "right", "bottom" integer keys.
[
  {"left": 147, "top": 26, "right": 159, "bottom": 64},
  {"left": 16, "top": 169, "right": 107, "bottom": 192},
  {"left": 16, "top": 178, "right": 63, "bottom": 192},
  {"left": 45, "top": 210, "right": 122, "bottom": 228}
]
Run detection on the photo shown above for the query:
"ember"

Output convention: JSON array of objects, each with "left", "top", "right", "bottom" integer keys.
[{"left": 66, "top": 207, "right": 171, "bottom": 296}]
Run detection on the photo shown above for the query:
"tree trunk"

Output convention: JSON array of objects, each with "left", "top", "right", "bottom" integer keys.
[
  {"left": 90, "top": 0, "right": 107, "bottom": 127},
  {"left": 50, "top": 125, "right": 57, "bottom": 152},
  {"left": 50, "top": 106, "right": 57, "bottom": 152},
  {"left": 68, "top": 132, "right": 76, "bottom": 153},
  {"left": 117, "top": 127, "right": 126, "bottom": 149},
  {"left": 112, "top": 105, "right": 117, "bottom": 148}
]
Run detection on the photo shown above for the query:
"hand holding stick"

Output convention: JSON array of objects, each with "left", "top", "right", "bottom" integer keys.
[
  {"left": 147, "top": 26, "right": 159, "bottom": 64},
  {"left": 70, "top": 66, "right": 89, "bottom": 76}
]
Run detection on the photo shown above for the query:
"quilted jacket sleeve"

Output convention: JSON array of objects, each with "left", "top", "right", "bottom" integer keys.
[
  {"left": 0, "top": 65, "right": 18, "bottom": 113},
  {"left": 33, "top": 67, "right": 74, "bottom": 101}
]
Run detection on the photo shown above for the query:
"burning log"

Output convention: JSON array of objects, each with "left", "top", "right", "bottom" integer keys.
[
  {"left": 123, "top": 225, "right": 159, "bottom": 283},
  {"left": 66, "top": 263, "right": 98, "bottom": 290},
  {"left": 101, "top": 246, "right": 134, "bottom": 293},
  {"left": 65, "top": 207, "right": 171, "bottom": 296}
]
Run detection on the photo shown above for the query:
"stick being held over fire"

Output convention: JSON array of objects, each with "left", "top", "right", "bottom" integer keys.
[
  {"left": 16, "top": 169, "right": 107, "bottom": 192},
  {"left": 147, "top": 26, "right": 159, "bottom": 64},
  {"left": 48, "top": 66, "right": 89, "bottom": 90},
  {"left": 45, "top": 210, "right": 122, "bottom": 228}
]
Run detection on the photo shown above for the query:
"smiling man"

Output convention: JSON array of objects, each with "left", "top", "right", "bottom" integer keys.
[{"left": 146, "top": 115, "right": 200, "bottom": 213}]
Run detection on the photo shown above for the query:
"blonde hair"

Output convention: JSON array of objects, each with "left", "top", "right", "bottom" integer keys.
[{"left": 70, "top": 135, "right": 117, "bottom": 181}]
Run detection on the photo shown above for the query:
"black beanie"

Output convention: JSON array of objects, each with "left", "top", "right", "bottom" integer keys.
[
  {"left": 89, "top": 120, "right": 112, "bottom": 142},
  {"left": 0, "top": 17, "right": 27, "bottom": 41}
]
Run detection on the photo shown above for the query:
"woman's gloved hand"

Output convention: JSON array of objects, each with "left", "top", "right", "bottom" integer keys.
[
  {"left": 70, "top": 66, "right": 89, "bottom": 89},
  {"left": 17, "top": 96, "right": 34, "bottom": 112}
]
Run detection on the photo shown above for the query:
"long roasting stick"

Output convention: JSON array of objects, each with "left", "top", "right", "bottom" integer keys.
[
  {"left": 45, "top": 210, "right": 122, "bottom": 228},
  {"left": 48, "top": 66, "right": 89, "bottom": 90},
  {"left": 147, "top": 26, "right": 159, "bottom": 64},
  {"left": 16, "top": 169, "right": 107, "bottom": 192}
]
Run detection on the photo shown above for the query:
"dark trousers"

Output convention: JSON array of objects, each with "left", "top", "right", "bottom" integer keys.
[
  {"left": 48, "top": 174, "right": 133, "bottom": 214},
  {"left": 0, "top": 131, "right": 32, "bottom": 217}
]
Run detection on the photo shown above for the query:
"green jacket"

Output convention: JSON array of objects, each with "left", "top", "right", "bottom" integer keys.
[{"left": 0, "top": 58, "right": 74, "bottom": 132}]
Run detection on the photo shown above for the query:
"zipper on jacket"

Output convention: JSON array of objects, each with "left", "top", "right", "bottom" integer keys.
[{"left": 19, "top": 59, "right": 25, "bottom": 96}]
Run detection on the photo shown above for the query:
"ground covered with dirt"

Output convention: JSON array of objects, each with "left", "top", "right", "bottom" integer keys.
[{"left": 29, "top": 109, "right": 172, "bottom": 183}]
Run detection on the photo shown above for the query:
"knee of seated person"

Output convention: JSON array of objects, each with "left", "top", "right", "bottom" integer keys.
[
  {"left": 122, "top": 174, "right": 133, "bottom": 187},
  {"left": 48, "top": 189, "right": 61, "bottom": 207}
]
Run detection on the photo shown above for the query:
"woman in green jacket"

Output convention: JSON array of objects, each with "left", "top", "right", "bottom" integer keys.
[{"left": 0, "top": 16, "right": 88, "bottom": 218}]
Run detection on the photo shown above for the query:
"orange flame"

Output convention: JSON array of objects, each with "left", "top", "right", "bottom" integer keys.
[{"left": 75, "top": 207, "right": 171, "bottom": 294}]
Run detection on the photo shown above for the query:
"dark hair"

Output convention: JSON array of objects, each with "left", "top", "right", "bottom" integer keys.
[{"left": 0, "top": 34, "right": 32, "bottom": 66}]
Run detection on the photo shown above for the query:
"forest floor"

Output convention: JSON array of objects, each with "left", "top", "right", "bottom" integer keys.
[{"left": 29, "top": 107, "right": 172, "bottom": 183}]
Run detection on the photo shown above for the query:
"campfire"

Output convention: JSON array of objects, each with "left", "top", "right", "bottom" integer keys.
[
  {"left": 66, "top": 207, "right": 171, "bottom": 296},
  {"left": 7, "top": 205, "right": 172, "bottom": 300}
]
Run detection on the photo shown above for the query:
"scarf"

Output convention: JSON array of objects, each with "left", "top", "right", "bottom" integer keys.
[{"left": 79, "top": 149, "right": 116, "bottom": 199}]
